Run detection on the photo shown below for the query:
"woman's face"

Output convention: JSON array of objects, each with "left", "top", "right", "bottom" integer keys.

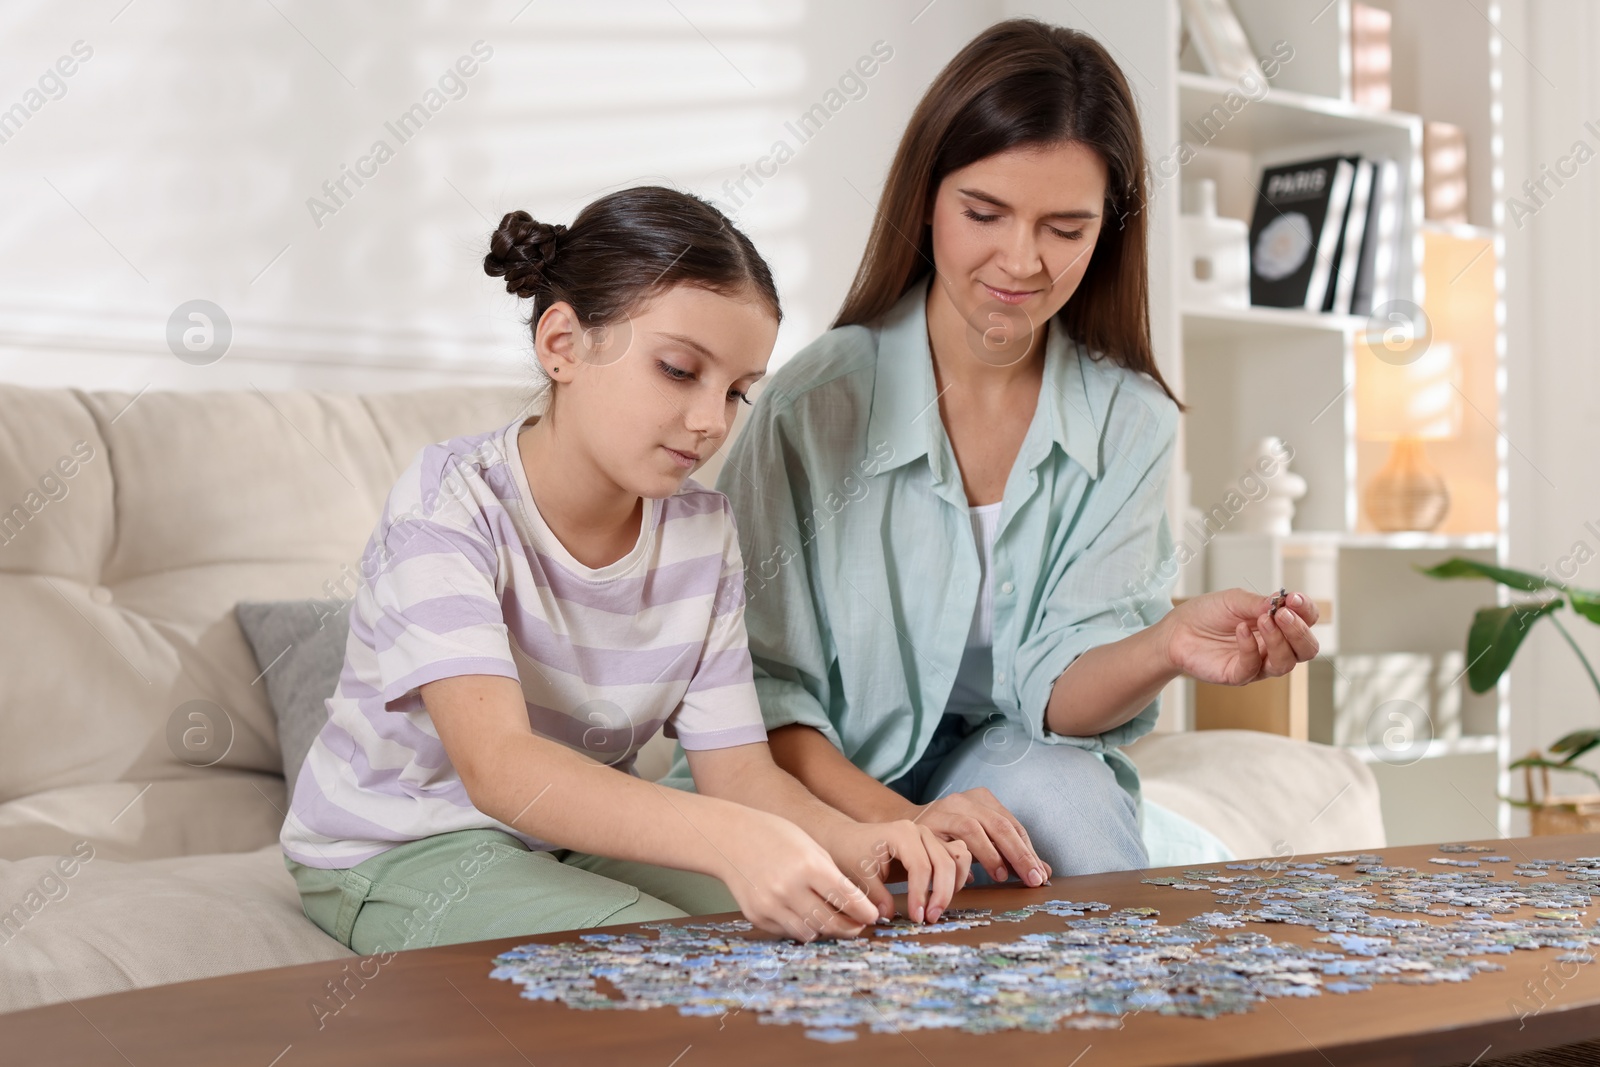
[
  {"left": 535, "top": 284, "right": 775, "bottom": 500},
  {"left": 927, "top": 140, "right": 1110, "bottom": 351}
]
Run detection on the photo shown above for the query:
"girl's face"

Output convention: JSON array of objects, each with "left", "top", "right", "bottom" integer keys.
[
  {"left": 927, "top": 140, "right": 1109, "bottom": 346},
  {"left": 534, "top": 283, "right": 776, "bottom": 499}
]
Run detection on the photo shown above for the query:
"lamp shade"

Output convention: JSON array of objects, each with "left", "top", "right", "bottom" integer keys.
[{"left": 1356, "top": 340, "right": 1461, "bottom": 442}]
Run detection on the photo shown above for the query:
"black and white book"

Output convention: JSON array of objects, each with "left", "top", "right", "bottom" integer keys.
[
  {"left": 1325, "top": 158, "right": 1374, "bottom": 313},
  {"left": 1248, "top": 155, "right": 1357, "bottom": 310},
  {"left": 1350, "top": 157, "right": 1403, "bottom": 317}
]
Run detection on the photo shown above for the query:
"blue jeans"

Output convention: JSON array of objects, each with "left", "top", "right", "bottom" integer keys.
[{"left": 886, "top": 714, "right": 1149, "bottom": 878}]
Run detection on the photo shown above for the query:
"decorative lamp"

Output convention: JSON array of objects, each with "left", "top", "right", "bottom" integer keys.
[{"left": 1357, "top": 340, "right": 1461, "bottom": 532}]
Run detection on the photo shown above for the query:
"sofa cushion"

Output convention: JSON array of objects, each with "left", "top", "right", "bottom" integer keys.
[
  {"left": 0, "top": 384, "right": 525, "bottom": 847},
  {"left": 1124, "top": 728, "right": 1386, "bottom": 860},
  {"left": 0, "top": 843, "right": 355, "bottom": 1016},
  {"left": 235, "top": 600, "right": 352, "bottom": 797},
  {"left": 232, "top": 595, "right": 683, "bottom": 793},
  {"left": 0, "top": 776, "right": 291, "bottom": 864}
]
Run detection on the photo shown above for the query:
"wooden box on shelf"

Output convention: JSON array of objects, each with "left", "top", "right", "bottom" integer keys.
[
  {"left": 1194, "top": 667, "right": 1310, "bottom": 740},
  {"left": 1177, "top": 596, "right": 1333, "bottom": 741}
]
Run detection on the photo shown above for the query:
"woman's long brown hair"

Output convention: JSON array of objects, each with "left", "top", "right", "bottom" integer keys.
[{"left": 833, "top": 18, "right": 1180, "bottom": 406}]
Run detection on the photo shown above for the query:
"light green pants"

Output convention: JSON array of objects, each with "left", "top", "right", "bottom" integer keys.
[{"left": 285, "top": 828, "right": 739, "bottom": 956}]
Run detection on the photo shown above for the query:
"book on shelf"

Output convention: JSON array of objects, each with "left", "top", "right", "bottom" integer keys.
[
  {"left": 1248, "top": 155, "right": 1355, "bottom": 311},
  {"left": 1325, "top": 158, "right": 1375, "bottom": 314},
  {"left": 1351, "top": 157, "right": 1403, "bottom": 317},
  {"left": 1248, "top": 154, "right": 1405, "bottom": 316}
]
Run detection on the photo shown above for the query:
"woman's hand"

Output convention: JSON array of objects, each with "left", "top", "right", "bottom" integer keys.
[
  {"left": 815, "top": 819, "right": 972, "bottom": 925},
  {"left": 714, "top": 809, "right": 880, "bottom": 942},
  {"left": 1161, "top": 588, "right": 1319, "bottom": 686},
  {"left": 886, "top": 787, "right": 1052, "bottom": 889}
]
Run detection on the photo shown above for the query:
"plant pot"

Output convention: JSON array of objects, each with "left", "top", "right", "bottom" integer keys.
[{"left": 1521, "top": 753, "right": 1600, "bottom": 835}]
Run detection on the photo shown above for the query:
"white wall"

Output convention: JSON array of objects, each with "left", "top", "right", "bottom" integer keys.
[
  {"left": 17, "top": 0, "right": 1580, "bottom": 769},
  {"left": 3, "top": 0, "right": 1198, "bottom": 723},
  {"left": 1499, "top": 1, "right": 1600, "bottom": 822},
  {"left": 0, "top": 0, "right": 999, "bottom": 394}
]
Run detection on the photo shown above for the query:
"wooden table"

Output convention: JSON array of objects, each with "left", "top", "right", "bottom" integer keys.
[{"left": 8, "top": 834, "right": 1600, "bottom": 1066}]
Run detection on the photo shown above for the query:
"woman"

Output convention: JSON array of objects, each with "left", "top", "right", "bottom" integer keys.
[{"left": 676, "top": 20, "right": 1319, "bottom": 886}]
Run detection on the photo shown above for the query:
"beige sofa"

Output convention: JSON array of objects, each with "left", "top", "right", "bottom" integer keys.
[{"left": 0, "top": 383, "right": 1385, "bottom": 1017}]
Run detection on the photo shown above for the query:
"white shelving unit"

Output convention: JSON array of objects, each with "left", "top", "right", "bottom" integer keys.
[{"left": 1164, "top": 0, "right": 1509, "bottom": 846}]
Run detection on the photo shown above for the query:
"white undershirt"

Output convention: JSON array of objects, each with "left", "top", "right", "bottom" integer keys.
[
  {"left": 965, "top": 502, "right": 1003, "bottom": 647},
  {"left": 945, "top": 502, "right": 1002, "bottom": 719}
]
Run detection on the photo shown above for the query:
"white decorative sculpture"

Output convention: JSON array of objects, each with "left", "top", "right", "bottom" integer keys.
[{"left": 1231, "top": 436, "right": 1307, "bottom": 536}]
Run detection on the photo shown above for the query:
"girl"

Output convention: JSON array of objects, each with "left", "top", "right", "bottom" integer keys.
[
  {"left": 281, "top": 187, "right": 969, "bottom": 954},
  {"left": 675, "top": 21, "right": 1320, "bottom": 882}
]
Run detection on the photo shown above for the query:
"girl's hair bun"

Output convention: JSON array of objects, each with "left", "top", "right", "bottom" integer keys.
[{"left": 484, "top": 209, "right": 568, "bottom": 298}]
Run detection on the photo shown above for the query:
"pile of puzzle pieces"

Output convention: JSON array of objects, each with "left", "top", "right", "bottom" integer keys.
[{"left": 487, "top": 846, "right": 1600, "bottom": 1043}]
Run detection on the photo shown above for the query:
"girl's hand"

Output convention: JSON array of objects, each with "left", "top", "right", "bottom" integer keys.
[
  {"left": 816, "top": 819, "right": 972, "bottom": 925},
  {"left": 887, "top": 788, "right": 1052, "bottom": 889},
  {"left": 1162, "top": 588, "right": 1320, "bottom": 685},
  {"left": 717, "top": 810, "right": 880, "bottom": 942}
]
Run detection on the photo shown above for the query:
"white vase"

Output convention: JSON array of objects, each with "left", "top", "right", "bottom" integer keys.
[{"left": 1180, "top": 178, "right": 1250, "bottom": 309}]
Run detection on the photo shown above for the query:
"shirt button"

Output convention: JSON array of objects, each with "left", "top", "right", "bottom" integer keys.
[
  {"left": 1000, "top": 581, "right": 1014, "bottom": 595},
  {"left": 90, "top": 585, "right": 113, "bottom": 605},
  {"left": 996, "top": 673, "right": 1008, "bottom": 685}
]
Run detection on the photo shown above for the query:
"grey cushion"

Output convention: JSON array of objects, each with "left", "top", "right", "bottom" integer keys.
[{"left": 233, "top": 599, "right": 350, "bottom": 797}]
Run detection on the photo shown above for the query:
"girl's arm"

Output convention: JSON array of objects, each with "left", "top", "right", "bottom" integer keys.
[
  {"left": 421, "top": 673, "right": 878, "bottom": 941},
  {"left": 767, "top": 723, "right": 1051, "bottom": 888},
  {"left": 686, "top": 741, "right": 968, "bottom": 924},
  {"left": 1044, "top": 589, "right": 1320, "bottom": 737}
]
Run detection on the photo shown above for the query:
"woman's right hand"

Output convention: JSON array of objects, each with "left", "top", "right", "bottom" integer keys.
[
  {"left": 715, "top": 810, "right": 880, "bottom": 942},
  {"left": 892, "top": 787, "right": 1052, "bottom": 887}
]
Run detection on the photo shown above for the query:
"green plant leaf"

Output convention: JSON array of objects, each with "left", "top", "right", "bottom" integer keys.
[
  {"left": 1570, "top": 588, "right": 1600, "bottom": 625},
  {"left": 1465, "top": 598, "right": 1562, "bottom": 693},
  {"left": 1506, "top": 755, "right": 1600, "bottom": 790},
  {"left": 1418, "top": 558, "right": 1560, "bottom": 591},
  {"left": 1550, "top": 729, "right": 1600, "bottom": 763}
]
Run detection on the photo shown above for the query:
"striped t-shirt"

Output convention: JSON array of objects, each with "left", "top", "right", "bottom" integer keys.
[{"left": 280, "top": 415, "right": 768, "bottom": 869}]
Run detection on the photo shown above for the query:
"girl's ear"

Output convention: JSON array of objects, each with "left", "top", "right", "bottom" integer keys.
[{"left": 533, "top": 301, "right": 582, "bottom": 382}]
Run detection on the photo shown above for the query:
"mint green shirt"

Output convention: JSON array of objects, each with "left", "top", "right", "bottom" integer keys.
[{"left": 678, "top": 279, "right": 1180, "bottom": 804}]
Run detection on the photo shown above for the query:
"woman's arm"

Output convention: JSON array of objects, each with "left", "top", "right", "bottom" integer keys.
[
  {"left": 765, "top": 723, "right": 912, "bottom": 822},
  {"left": 768, "top": 724, "right": 1051, "bottom": 887},
  {"left": 422, "top": 674, "right": 877, "bottom": 940},
  {"left": 1043, "top": 622, "right": 1173, "bottom": 738},
  {"left": 1044, "top": 589, "right": 1320, "bottom": 737}
]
